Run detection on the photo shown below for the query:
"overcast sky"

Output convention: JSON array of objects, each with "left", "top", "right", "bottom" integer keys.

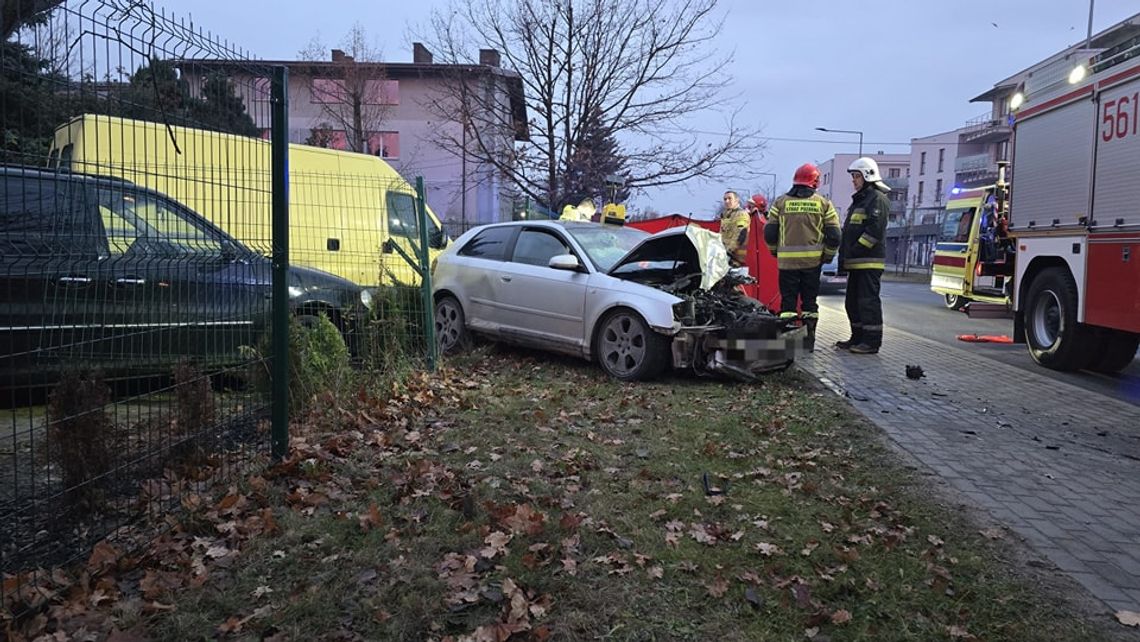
[{"left": 159, "top": 0, "right": 1137, "bottom": 215}]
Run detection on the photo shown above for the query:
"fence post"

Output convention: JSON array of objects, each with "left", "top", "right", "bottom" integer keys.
[
  {"left": 415, "top": 176, "right": 437, "bottom": 371},
  {"left": 270, "top": 66, "right": 290, "bottom": 460}
]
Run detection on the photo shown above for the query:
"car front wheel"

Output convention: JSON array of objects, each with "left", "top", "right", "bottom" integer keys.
[
  {"left": 435, "top": 295, "right": 470, "bottom": 354},
  {"left": 594, "top": 309, "right": 669, "bottom": 381}
]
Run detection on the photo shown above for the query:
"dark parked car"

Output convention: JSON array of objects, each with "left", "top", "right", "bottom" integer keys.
[{"left": 0, "top": 166, "right": 368, "bottom": 386}]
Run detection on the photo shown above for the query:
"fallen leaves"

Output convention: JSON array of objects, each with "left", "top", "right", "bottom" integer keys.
[
  {"left": 705, "top": 574, "right": 729, "bottom": 598},
  {"left": 1117, "top": 610, "right": 1140, "bottom": 627},
  {"left": 481, "top": 531, "right": 513, "bottom": 559}
]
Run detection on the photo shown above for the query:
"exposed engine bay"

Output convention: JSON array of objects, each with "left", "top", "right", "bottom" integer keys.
[{"left": 608, "top": 226, "right": 803, "bottom": 381}]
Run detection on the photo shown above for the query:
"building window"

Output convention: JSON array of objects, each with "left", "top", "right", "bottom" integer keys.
[
  {"left": 366, "top": 131, "right": 400, "bottom": 158},
  {"left": 938, "top": 148, "right": 945, "bottom": 173},
  {"left": 310, "top": 79, "right": 399, "bottom": 105},
  {"left": 920, "top": 152, "right": 926, "bottom": 175},
  {"left": 935, "top": 178, "right": 943, "bottom": 203},
  {"left": 888, "top": 167, "right": 900, "bottom": 178},
  {"left": 251, "top": 77, "right": 271, "bottom": 102},
  {"left": 917, "top": 181, "right": 925, "bottom": 204}
]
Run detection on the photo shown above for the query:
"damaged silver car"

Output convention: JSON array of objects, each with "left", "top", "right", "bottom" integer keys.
[{"left": 431, "top": 220, "right": 804, "bottom": 381}]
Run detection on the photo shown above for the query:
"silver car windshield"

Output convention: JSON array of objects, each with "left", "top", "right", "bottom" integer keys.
[{"left": 566, "top": 225, "right": 648, "bottom": 272}]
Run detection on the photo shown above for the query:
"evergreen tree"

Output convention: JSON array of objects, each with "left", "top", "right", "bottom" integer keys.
[
  {"left": 0, "top": 40, "right": 65, "bottom": 164},
  {"left": 560, "top": 106, "right": 627, "bottom": 208}
]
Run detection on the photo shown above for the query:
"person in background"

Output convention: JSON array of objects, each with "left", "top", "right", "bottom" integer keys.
[
  {"left": 719, "top": 190, "right": 750, "bottom": 267},
  {"left": 747, "top": 194, "right": 768, "bottom": 218}
]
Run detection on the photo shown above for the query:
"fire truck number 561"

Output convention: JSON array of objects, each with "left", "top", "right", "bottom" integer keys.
[{"left": 1102, "top": 93, "right": 1140, "bottom": 142}]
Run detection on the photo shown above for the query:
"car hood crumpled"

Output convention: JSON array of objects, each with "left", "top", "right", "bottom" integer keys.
[{"left": 607, "top": 225, "right": 730, "bottom": 291}]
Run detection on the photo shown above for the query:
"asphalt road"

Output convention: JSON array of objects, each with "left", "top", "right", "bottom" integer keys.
[{"left": 816, "top": 281, "right": 1140, "bottom": 406}]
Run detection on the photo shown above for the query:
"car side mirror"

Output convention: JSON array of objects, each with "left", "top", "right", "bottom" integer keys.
[{"left": 548, "top": 254, "right": 581, "bottom": 271}]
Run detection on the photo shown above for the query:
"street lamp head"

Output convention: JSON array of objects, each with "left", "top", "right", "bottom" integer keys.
[{"left": 814, "top": 127, "right": 828, "bottom": 132}]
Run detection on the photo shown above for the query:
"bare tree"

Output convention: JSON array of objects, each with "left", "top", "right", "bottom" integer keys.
[
  {"left": 418, "top": 0, "right": 762, "bottom": 210},
  {"left": 298, "top": 23, "right": 394, "bottom": 154}
]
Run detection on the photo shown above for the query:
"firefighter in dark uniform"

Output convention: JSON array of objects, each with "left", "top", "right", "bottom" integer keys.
[
  {"left": 720, "top": 191, "right": 750, "bottom": 267},
  {"left": 837, "top": 157, "right": 891, "bottom": 354},
  {"left": 763, "top": 163, "right": 841, "bottom": 352}
]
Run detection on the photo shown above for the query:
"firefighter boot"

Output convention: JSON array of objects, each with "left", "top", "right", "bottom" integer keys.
[
  {"left": 804, "top": 318, "right": 817, "bottom": 353},
  {"left": 835, "top": 330, "right": 861, "bottom": 350}
]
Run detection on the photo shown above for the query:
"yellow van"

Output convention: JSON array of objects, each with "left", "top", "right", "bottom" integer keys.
[{"left": 49, "top": 114, "right": 447, "bottom": 287}]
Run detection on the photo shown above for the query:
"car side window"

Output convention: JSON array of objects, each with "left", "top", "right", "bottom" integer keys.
[
  {"left": 512, "top": 229, "right": 572, "bottom": 267},
  {"left": 458, "top": 226, "right": 515, "bottom": 261},
  {"left": 99, "top": 205, "right": 140, "bottom": 255},
  {"left": 96, "top": 187, "right": 224, "bottom": 257},
  {"left": 0, "top": 174, "right": 95, "bottom": 257}
]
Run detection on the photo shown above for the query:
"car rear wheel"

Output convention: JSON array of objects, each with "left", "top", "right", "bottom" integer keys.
[
  {"left": 944, "top": 293, "right": 968, "bottom": 310},
  {"left": 594, "top": 309, "right": 669, "bottom": 381},
  {"left": 435, "top": 295, "right": 470, "bottom": 354},
  {"left": 1024, "top": 267, "right": 1093, "bottom": 371}
]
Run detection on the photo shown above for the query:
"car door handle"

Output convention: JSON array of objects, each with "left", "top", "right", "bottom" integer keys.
[
  {"left": 500, "top": 275, "right": 512, "bottom": 282},
  {"left": 56, "top": 275, "right": 92, "bottom": 286},
  {"left": 114, "top": 277, "right": 147, "bottom": 286}
]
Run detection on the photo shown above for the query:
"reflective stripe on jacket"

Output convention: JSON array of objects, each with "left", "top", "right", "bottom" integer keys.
[
  {"left": 840, "top": 184, "right": 890, "bottom": 271},
  {"left": 764, "top": 188, "right": 841, "bottom": 270}
]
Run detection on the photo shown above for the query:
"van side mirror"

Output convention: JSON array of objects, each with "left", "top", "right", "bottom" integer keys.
[{"left": 430, "top": 224, "right": 448, "bottom": 249}]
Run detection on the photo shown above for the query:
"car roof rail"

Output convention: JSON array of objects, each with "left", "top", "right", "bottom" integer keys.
[{"left": 0, "top": 163, "right": 137, "bottom": 187}]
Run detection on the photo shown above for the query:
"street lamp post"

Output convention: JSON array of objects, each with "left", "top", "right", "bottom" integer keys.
[
  {"left": 815, "top": 127, "right": 864, "bottom": 156},
  {"left": 756, "top": 172, "right": 778, "bottom": 202}
]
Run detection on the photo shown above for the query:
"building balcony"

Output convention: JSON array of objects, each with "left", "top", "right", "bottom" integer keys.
[
  {"left": 883, "top": 177, "right": 908, "bottom": 192},
  {"left": 959, "top": 112, "right": 1011, "bottom": 144},
  {"left": 954, "top": 153, "right": 991, "bottom": 173}
]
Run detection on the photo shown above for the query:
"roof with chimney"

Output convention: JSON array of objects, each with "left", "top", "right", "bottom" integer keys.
[{"left": 174, "top": 43, "right": 529, "bottom": 140}]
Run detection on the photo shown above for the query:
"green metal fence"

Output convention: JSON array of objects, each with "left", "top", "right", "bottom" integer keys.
[{"left": 1, "top": 0, "right": 437, "bottom": 626}]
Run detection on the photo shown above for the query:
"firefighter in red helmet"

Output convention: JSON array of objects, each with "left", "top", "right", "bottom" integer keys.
[
  {"left": 747, "top": 194, "right": 768, "bottom": 217},
  {"left": 763, "top": 163, "right": 842, "bottom": 351}
]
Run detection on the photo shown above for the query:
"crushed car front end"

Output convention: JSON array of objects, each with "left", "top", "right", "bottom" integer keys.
[{"left": 606, "top": 225, "right": 804, "bottom": 381}]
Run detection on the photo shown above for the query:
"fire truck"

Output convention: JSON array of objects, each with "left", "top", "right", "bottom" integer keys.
[{"left": 961, "top": 44, "right": 1140, "bottom": 374}]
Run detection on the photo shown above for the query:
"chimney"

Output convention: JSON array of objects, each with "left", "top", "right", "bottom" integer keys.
[
  {"left": 331, "top": 49, "right": 353, "bottom": 63},
  {"left": 413, "top": 42, "right": 433, "bottom": 64},
  {"left": 479, "top": 48, "right": 501, "bottom": 67}
]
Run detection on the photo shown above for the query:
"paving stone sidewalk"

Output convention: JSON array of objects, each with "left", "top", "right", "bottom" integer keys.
[{"left": 797, "top": 313, "right": 1140, "bottom": 614}]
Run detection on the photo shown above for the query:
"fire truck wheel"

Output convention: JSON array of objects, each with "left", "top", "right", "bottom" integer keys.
[
  {"left": 943, "top": 294, "right": 969, "bottom": 310},
  {"left": 1024, "top": 267, "right": 1093, "bottom": 371},
  {"left": 1087, "top": 329, "right": 1140, "bottom": 375}
]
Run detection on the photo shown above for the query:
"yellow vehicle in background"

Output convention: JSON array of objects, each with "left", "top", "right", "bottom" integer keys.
[
  {"left": 49, "top": 114, "right": 447, "bottom": 287},
  {"left": 930, "top": 185, "right": 1013, "bottom": 310}
]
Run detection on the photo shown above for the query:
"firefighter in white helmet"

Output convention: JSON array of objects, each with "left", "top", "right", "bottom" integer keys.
[{"left": 836, "top": 157, "right": 890, "bottom": 354}]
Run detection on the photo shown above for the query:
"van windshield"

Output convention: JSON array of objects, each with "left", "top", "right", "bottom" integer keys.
[{"left": 940, "top": 207, "right": 975, "bottom": 243}]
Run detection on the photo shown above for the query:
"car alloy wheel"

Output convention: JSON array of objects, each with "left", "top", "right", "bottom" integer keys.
[
  {"left": 598, "top": 311, "right": 651, "bottom": 378},
  {"left": 435, "top": 296, "right": 468, "bottom": 353}
]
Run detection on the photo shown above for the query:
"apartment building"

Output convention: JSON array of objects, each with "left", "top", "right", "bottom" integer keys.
[{"left": 178, "top": 44, "right": 528, "bottom": 228}]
